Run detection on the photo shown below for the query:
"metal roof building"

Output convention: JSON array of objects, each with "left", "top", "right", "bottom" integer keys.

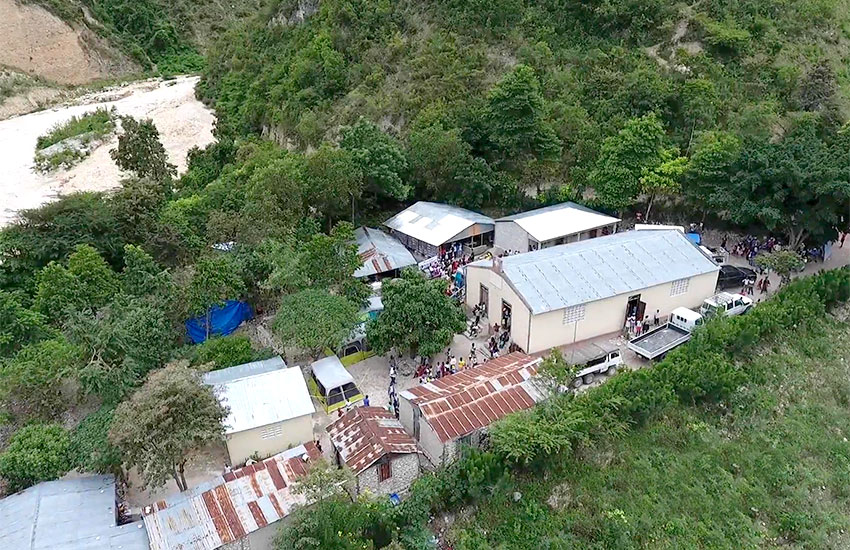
[
  {"left": 399, "top": 353, "right": 544, "bottom": 465},
  {"left": 495, "top": 202, "right": 620, "bottom": 253},
  {"left": 144, "top": 443, "right": 321, "bottom": 550},
  {"left": 466, "top": 230, "right": 721, "bottom": 354},
  {"left": 384, "top": 201, "right": 495, "bottom": 257},
  {"left": 0, "top": 475, "right": 149, "bottom": 550},
  {"left": 353, "top": 226, "right": 417, "bottom": 279},
  {"left": 204, "top": 357, "right": 315, "bottom": 465}
]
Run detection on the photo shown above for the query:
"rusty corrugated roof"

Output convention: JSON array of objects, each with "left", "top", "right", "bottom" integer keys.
[
  {"left": 143, "top": 443, "right": 320, "bottom": 550},
  {"left": 400, "top": 352, "right": 544, "bottom": 443},
  {"left": 326, "top": 407, "right": 418, "bottom": 475}
]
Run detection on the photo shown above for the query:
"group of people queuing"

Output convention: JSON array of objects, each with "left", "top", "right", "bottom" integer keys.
[
  {"left": 386, "top": 357, "right": 400, "bottom": 419},
  {"left": 415, "top": 346, "right": 479, "bottom": 384},
  {"left": 624, "top": 309, "right": 661, "bottom": 339}
]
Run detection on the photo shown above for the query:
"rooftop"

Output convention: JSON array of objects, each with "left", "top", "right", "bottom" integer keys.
[
  {"left": 311, "top": 355, "right": 355, "bottom": 389},
  {"left": 399, "top": 353, "right": 544, "bottom": 443},
  {"left": 204, "top": 359, "right": 314, "bottom": 434},
  {"left": 384, "top": 201, "right": 494, "bottom": 247},
  {"left": 498, "top": 202, "right": 620, "bottom": 242},
  {"left": 0, "top": 475, "right": 149, "bottom": 550},
  {"left": 474, "top": 229, "right": 720, "bottom": 315},
  {"left": 353, "top": 227, "right": 417, "bottom": 278},
  {"left": 143, "top": 443, "right": 321, "bottom": 550},
  {"left": 326, "top": 407, "right": 418, "bottom": 475}
]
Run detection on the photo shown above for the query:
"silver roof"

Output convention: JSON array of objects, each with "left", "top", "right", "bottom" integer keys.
[
  {"left": 0, "top": 475, "right": 149, "bottom": 550},
  {"left": 384, "top": 201, "right": 494, "bottom": 247},
  {"left": 353, "top": 227, "right": 417, "bottom": 278},
  {"left": 497, "top": 202, "right": 620, "bottom": 242},
  {"left": 496, "top": 230, "right": 719, "bottom": 314},
  {"left": 201, "top": 356, "right": 286, "bottom": 385}
]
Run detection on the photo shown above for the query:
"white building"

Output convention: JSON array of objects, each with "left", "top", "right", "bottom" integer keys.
[
  {"left": 326, "top": 406, "right": 420, "bottom": 496},
  {"left": 398, "top": 353, "right": 544, "bottom": 466},
  {"left": 204, "top": 356, "right": 315, "bottom": 466},
  {"left": 465, "top": 230, "right": 721, "bottom": 354},
  {"left": 494, "top": 202, "right": 620, "bottom": 253},
  {"left": 384, "top": 201, "right": 495, "bottom": 258}
]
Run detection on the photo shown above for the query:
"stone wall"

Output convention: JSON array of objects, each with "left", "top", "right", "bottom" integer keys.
[{"left": 356, "top": 453, "right": 420, "bottom": 496}]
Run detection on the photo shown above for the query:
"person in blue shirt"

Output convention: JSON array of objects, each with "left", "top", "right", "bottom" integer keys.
[{"left": 363, "top": 395, "right": 370, "bottom": 406}]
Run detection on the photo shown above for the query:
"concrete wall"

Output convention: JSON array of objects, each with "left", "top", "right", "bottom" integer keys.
[
  {"left": 356, "top": 453, "right": 420, "bottom": 496},
  {"left": 494, "top": 220, "right": 531, "bottom": 253},
  {"left": 466, "top": 265, "right": 532, "bottom": 352},
  {"left": 526, "top": 270, "right": 719, "bottom": 353},
  {"left": 225, "top": 414, "right": 314, "bottom": 466}
]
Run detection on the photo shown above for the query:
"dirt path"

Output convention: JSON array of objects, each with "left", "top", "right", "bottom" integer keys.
[{"left": 0, "top": 75, "right": 215, "bottom": 227}]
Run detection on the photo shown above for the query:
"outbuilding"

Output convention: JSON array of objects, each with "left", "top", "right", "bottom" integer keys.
[
  {"left": 326, "top": 406, "right": 420, "bottom": 497},
  {"left": 204, "top": 356, "right": 315, "bottom": 466},
  {"left": 494, "top": 202, "right": 620, "bottom": 253},
  {"left": 465, "top": 230, "right": 721, "bottom": 354},
  {"left": 384, "top": 201, "right": 495, "bottom": 258},
  {"left": 353, "top": 226, "right": 417, "bottom": 280},
  {"left": 398, "top": 352, "right": 544, "bottom": 466}
]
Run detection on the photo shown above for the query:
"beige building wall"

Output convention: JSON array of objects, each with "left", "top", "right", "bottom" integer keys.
[
  {"left": 225, "top": 414, "right": 314, "bottom": 466},
  {"left": 468, "top": 264, "right": 718, "bottom": 354}
]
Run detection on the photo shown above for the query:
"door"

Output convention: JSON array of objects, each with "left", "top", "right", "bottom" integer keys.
[
  {"left": 479, "top": 284, "right": 489, "bottom": 316},
  {"left": 413, "top": 407, "right": 421, "bottom": 441},
  {"left": 626, "top": 294, "right": 641, "bottom": 321}
]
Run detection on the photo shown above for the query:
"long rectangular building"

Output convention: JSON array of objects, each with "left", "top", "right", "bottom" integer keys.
[{"left": 465, "top": 230, "right": 720, "bottom": 354}]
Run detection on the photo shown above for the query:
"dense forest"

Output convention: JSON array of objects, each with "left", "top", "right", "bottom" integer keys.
[{"left": 3, "top": 0, "right": 850, "bottom": 547}]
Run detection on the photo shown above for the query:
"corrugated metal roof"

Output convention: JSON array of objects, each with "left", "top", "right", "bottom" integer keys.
[
  {"left": 399, "top": 353, "right": 544, "bottom": 443},
  {"left": 206, "top": 362, "right": 314, "bottom": 434},
  {"left": 311, "top": 355, "right": 355, "bottom": 389},
  {"left": 353, "top": 227, "right": 417, "bottom": 278},
  {"left": 144, "top": 443, "right": 320, "bottom": 550},
  {"left": 0, "top": 475, "right": 149, "bottom": 550},
  {"left": 498, "top": 202, "right": 620, "bottom": 242},
  {"left": 202, "top": 356, "right": 287, "bottom": 386},
  {"left": 384, "top": 201, "right": 494, "bottom": 247},
  {"left": 326, "top": 407, "right": 418, "bottom": 475},
  {"left": 494, "top": 230, "right": 720, "bottom": 315}
]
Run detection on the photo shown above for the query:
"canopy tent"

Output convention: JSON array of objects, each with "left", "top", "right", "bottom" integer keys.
[{"left": 309, "top": 355, "right": 364, "bottom": 412}]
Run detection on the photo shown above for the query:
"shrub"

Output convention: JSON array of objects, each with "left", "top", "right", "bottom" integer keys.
[
  {"left": 193, "top": 334, "right": 258, "bottom": 369},
  {"left": 0, "top": 423, "right": 71, "bottom": 491},
  {"left": 70, "top": 406, "right": 122, "bottom": 475},
  {"left": 35, "top": 109, "right": 115, "bottom": 151}
]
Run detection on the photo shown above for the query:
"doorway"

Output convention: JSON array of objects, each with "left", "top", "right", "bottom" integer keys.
[
  {"left": 626, "top": 294, "right": 646, "bottom": 323},
  {"left": 501, "top": 300, "right": 512, "bottom": 331},
  {"left": 479, "top": 284, "right": 489, "bottom": 316}
]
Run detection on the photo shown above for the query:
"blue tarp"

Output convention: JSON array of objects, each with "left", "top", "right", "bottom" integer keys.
[
  {"left": 686, "top": 232, "right": 701, "bottom": 245},
  {"left": 185, "top": 300, "right": 253, "bottom": 344}
]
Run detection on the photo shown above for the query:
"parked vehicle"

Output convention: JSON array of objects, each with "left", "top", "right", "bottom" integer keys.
[
  {"left": 627, "top": 307, "right": 704, "bottom": 361},
  {"left": 566, "top": 343, "right": 623, "bottom": 388},
  {"left": 699, "top": 292, "right": 753, "bottom": 318},
  {"left": 717, "top": 264, "right": 757, "bottom": 290}
]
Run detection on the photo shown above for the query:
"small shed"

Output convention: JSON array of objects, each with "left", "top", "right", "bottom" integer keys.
[
  {"left": 144, "top": 443, "right": 321, "bottom": 550},
  {"left": 309, "top": 355, "right": 364, "bottom": 413},
  {"left": 327, "top": 407, "right": 420, "bottom": 496},
  {"left": 398, "top": 352, "right": 544, "bottom": 466},
  {"left": 0, "top": 475, "right": 149, "bottom": 550},
  {"left": 494, "top": 202, "right": 620, "bottom": 253},
  {"left": 384, "top": 201, "right": 495, "bottom": 258},
  {"left": 354, "top": 226, "right": 417, "bottom": 280},
  {"left": 204, "top": 356, "right": 315, "bottom": 466}
]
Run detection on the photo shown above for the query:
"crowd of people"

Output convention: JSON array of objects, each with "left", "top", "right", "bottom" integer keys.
[
  {"left": 422, "top": 243, "right": 473, "bottom": 300},
  {"left": 624, "top": 309, "right": 661, "bottom": 339},
  {"left": 725, "top": 235, "right": 782, "bottom": 265}
]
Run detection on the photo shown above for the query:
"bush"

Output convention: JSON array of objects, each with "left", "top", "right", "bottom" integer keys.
[
  {"left": 193, "top": 334, "right": 269, "bottom": 369},
  {"left": 70, "top": 406, "right": 122, "bottom": 475},
  {"left": 0, "top": 423, "right": 71, "bottom": 491},
  {"left": 35, "top": 109, "right": 115, "bottom": 151}
]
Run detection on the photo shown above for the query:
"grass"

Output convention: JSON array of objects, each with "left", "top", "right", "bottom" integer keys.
[
  {"left": 35, "top": 108, "right": 115, "bottom": 150},
  {"left": 449, "top": 317, "right": 850, "bottom": 549}
]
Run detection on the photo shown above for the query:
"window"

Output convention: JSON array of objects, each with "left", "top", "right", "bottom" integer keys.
[
  {"left": 378, "top": 459, "right": 392, "bottom": 482},
  {"left": 563, "top": 304, "right": 586, "bottom": 324},
  {"left": 670, "top": 278, "right": 690, "bottom": 296},
  {"left": 260, "top": 424, "right": 283, "bottom": 440}
]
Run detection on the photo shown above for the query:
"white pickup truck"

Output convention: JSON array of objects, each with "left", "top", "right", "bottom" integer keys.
[
  {"left": 699, "top": 292, "right": 753, "bottom": 318},
  {"left": 627, "top": 307, "right": 704, "bottom": 361},
  {"left": 567, "top": 342, "right": 623, "bottom": 388}
]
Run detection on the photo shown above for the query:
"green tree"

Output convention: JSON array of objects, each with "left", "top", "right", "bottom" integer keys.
[
  {"left": 340, "top": 120, "right": 410, "bottom": 201},
  {"left": 70, "top": 406, "right": 122, "bottom": 475},
  {"left": 367, "top": 270, "right": 466, "bottom": 358},
  {"left": 121, "top": 244, "right": 174, "bottom": 303},
  {"left": 589, "top": 113, "right": 671, "bottom": 214},
  {"left": 755, "top": 250, "right": 805, "bottom": 286},
  {"left": 487, "top": 65, "right": 561, "bottom": 178},
  {"left": 301, "top": 222, "right": 362, "bottom": 291},
  {"left": 0, "top": 290, "right": 50, "bottom": 357},
  {"left": 684, "top": 131, "right": 741, "bottom": 214},
  {"left": 639, "top": 152, "right": 688, "bottom": 220},
  {"left": 0, "top": 337, "right": 84, "bottom": 419},
  {"left": 109, "top": 362, "right": 227, "bottom": 491},
  {"left": 187, "top": 255, "right": 246, "bottom": 340},
  {"left": 273, "top": 290, "right": 359, "bottom": 356},
  {"left": 193, "top": 334, "right": 259, "bottom": 370},
  {"left": 111, "top": 116, "right": 177, "bottom": 181},
  {"left": 303, "top": 145, "right": 364, "bottom": 226},
  {"left": 0, "top": 424, "right": 71, "bottom": 491},
  {"left": 291, "top": 459, "right": 353, "bottom": 504},
  {"left": 34, "top": 244, "right": 119, "bottom": 321}
]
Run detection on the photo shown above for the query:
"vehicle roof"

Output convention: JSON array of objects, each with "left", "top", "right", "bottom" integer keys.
[{"left": 671, "top": 307, "right": 702, "bottom": 321}]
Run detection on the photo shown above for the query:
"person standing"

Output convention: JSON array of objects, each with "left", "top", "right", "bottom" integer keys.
[
  {"left": 363, "top": 395, "right": 370, "bottom": 407},
  {"left": 653, "top": 309, "right": 660, "bottom": 326}
]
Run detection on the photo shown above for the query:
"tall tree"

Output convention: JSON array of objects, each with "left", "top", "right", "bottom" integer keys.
[
  {"left": 0, "top": 290, "right": 50, "bottom": 357},
  {"left": 187, "top": 255, "right": 246, "bottom": 340},
  {"left": 367, "top": 270, "right": 466, "bottom": 358},
  {"left": 33, "top": 244, "right": 119, "bottom": 321},
  {"left": 639, "top": 153, "right": 688, "bottom": 220},
  {"left": 684, "top": 131, "right": 741, "bottom": 215},
  {"left": 303, "top": 145, "right": 364, "bottom": 226},
  {"left": 111, "top": 116, "right": 177, "bottom": 182},
  {"left": 340, "top": 120, "right": 410, "bottom": 201},
  {"left": 273, "top": 289, "right": 359, "bottom": 357},
  {"left": 109, "top": 362, "right": 227, "bottom": 491}
]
